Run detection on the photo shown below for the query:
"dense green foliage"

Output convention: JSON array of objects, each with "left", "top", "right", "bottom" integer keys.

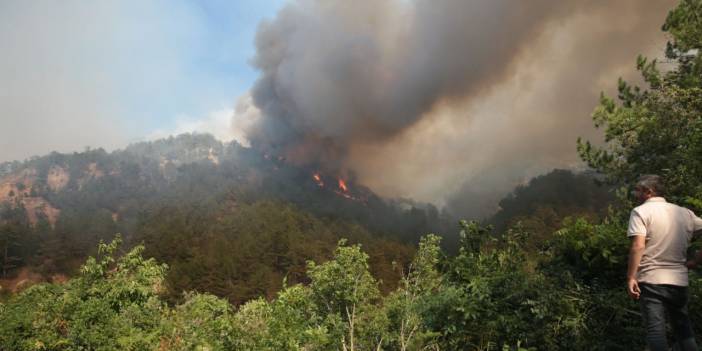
[
  {"left": 0, "top": 218, "right": 659, "bottom": 350},
  {"left": 0, "top": 230, "right": 586, "bottom": 350},
  {"left": 0, "top": 236, "right": 415, "bottom": 350},
  {"left": 137, "top": 200, "right": 414, "bottom": 304}
]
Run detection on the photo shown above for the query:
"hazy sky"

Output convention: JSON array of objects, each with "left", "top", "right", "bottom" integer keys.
[
  {"left": 0, "top": 0, "right": 285, "bottom": 161},
  {"left": 0, "top": 0, "right": 677, "bottom": 215}
]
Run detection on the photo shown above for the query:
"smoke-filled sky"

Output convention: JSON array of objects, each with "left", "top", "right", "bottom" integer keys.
[{"left": 0, "top": 0, "right": 676, "bottom": 217}]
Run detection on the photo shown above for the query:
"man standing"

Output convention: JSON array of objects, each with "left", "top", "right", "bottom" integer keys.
[{"left": 627, "top": 174, "right": 702, "bottom": 351}]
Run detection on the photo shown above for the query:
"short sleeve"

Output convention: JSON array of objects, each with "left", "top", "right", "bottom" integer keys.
[{"left": 627, "top": 209, "right": 647, "bottom": 237}]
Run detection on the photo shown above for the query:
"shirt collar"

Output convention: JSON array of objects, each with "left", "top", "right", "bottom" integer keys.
[{"left": 645, "top": 197, "right": 666, "bottom": 203}]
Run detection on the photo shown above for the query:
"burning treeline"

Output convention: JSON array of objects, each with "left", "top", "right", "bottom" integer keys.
[
  {"left": 263, "top": 150, "right": 363, "bottom": 202},
  {"left": 312, "top": 171, "right": 363, "bottom": 202}
]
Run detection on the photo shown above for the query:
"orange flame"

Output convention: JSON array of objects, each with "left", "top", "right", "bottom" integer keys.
[
  {"left": 312, "top": 173, "right": 324, "bottom": 187},
  {"left": 312, "top": 173, "right": 364, "bottom": 203},
  {"left": 338, "top": 178, "right": 348, "bottom": 192}
]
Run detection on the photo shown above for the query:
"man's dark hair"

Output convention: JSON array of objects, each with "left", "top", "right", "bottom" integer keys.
[{"left": 636, "top": 174, "right": 666, "bottom": 196}]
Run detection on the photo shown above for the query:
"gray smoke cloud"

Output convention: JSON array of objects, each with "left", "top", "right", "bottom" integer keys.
[
  {"left": 246, "top": 0, "right": 675, "bottom": 218},
  {"left": 249, "top": 0, "right": 574, "bottom": 165}
]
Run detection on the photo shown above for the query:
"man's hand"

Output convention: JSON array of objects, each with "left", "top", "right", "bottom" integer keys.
[
  {"left": 627, "top": 278, "right": 641, "bottom": 300},
  {"left": 626, "top": 235, "right": 645, "bottom": 300}
]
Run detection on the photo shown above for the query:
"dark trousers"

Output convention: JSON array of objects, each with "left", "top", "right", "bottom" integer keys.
[{"left": 639, "top": 283, "right": 698, "bottom": 351}]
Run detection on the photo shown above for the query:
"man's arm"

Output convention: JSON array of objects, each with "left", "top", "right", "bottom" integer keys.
[
  {"left": 627, "top": 235, "right": 646, "bottom": 300},
  {"left": 686, "top": 212, "right": 702, "bottom": 268},
  {"left": 687, "top": 249, "right": 702, "bottom": 269},
  {"left": 694, "top": 214, "right": 702, "bottom": 238}
]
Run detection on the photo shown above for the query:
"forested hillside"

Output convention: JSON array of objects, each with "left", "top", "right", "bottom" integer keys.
[
  {"left": 0, "top": 133, "right": 448, "bottom": 299},
  {"left": 489, "top": 169, "right": 615, "bottom": 232},
  {"left": 1, "top": 0, "right": 702, "bottom": 349}
]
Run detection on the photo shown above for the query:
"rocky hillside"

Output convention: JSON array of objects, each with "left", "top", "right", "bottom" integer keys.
[
  {"left": 0, "top": 133, "right": 448, "bottom": 240},
  {"left": 0, "top": 133, "right": 450, "bottom": 301}
]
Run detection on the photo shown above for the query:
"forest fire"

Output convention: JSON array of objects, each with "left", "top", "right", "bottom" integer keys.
[
  {"left": 338, "top": 179, "right": 348, "bottom": 192},
  {"left": 311, "top": 172, "right": 365, "bottom": 203},
  {"left": 333, "top": 178, "right": 366, "bottom": 202}
]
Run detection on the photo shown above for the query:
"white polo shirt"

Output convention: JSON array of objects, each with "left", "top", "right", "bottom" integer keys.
[{"left": 627, "top": 197, "right": 702, "bottom": 286}]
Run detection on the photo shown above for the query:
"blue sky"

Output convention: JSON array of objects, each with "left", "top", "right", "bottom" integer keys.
[{"left": 120, "top": 0, "right": 287, "bottom": 135}]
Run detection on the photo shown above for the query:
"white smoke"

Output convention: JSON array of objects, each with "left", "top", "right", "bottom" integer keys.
[{"left": 149, "top": 94, "right": 261, "bottom": 146}]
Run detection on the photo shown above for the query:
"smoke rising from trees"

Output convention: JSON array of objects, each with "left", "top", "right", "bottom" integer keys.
[{"left": 245, "top": 0, "right": 675, "bottom": 217}]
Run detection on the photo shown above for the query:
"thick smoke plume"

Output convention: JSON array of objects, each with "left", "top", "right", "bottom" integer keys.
[
  {"left": 246, "top": 0, "right": 674, "bottom": 217},
  {"left": 250, "top": 0, "right": 570, "bottom": 165}
]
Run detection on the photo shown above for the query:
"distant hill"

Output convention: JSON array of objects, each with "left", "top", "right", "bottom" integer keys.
[
  {"left": 0, "top": 133, "right": 449, "bottom": 238},
  {"left": 488, "top": 169, "right": 616, "bottom": 239}
]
